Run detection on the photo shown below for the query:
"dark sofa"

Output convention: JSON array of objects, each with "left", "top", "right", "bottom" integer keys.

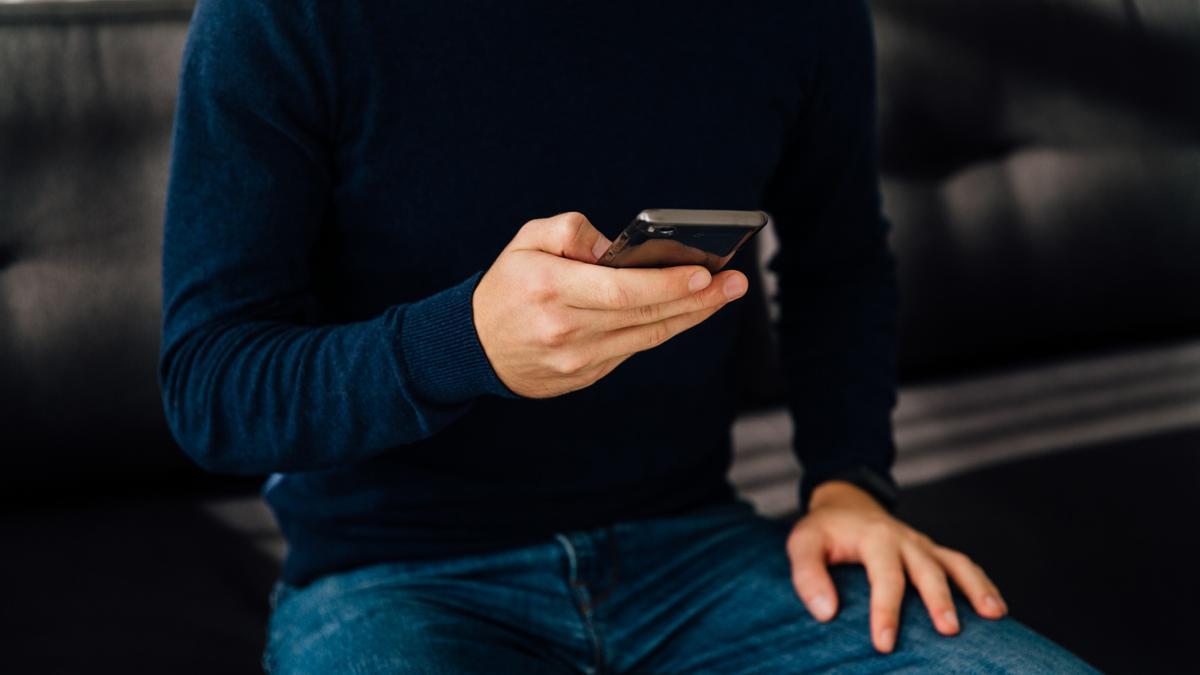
[{"left": 2, "top": 0, "right": 1197, "bottom": 673}]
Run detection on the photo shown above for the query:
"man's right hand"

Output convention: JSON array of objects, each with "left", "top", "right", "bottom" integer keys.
[{"left": 473, "top": 211, "right": 749, "bottom": 398}]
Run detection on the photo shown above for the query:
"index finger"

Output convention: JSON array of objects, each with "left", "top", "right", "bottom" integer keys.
[{"left": 552, "top": 257, "right": 713, "bottom": 309}]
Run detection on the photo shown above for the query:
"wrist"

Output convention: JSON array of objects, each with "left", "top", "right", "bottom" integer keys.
[
  {"left": 809, "top": 480, "right": 881, "bottom": 511},
  {"left": 395, "top": 271, "right": 516, "bottom": 404},
  {"left": 802, "top": 464, "right": 900, "bottom": 515}
]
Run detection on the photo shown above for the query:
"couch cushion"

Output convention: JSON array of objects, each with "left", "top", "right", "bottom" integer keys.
[{"left": 0, "top": 492, "right": 279, "bottom": 674}]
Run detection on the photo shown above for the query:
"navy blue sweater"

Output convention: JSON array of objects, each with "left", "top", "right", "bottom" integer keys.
[{"left": 161, "top": 0, "right": 899, "bottom": 586}]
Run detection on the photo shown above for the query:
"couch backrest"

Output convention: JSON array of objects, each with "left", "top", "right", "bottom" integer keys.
[
  {"left": 2, "top": 0, "right": 1197, "bottom": 492},
  {"left": 872, "top": 0, "right": 1200, "bottom": 380},
  {"left": 0, "top": 2, "right": 194, "bottom": 493}
]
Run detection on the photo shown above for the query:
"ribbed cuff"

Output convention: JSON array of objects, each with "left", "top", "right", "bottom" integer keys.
[
  {"left": 395, "top": 271, "right": 517, "bottom": 405},
  {"left": 800, "top": 463, "right": 900, "bottom": 516}
]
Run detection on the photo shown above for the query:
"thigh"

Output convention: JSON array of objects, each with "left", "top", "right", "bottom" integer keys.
[
  {"left": 264, "top": 561, "right": 581, "bottom": 675},
  {"left": 610, "top": 508, "right": 1098, "bottom": 674},
  {"left": 798, "top": 565, "right": 1101, "bottom": 674}
]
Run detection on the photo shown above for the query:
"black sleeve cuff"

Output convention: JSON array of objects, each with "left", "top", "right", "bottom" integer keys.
[{"left": 800, "top": 464, "right": 900, "bottom": 516}]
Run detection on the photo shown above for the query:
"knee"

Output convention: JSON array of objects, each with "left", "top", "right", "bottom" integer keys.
[
  {"left": 898, "top": 597, "right": 1097, "bottom": 673},
  {"left": 831, "top": 567, "right": 1095, "bottom": 672}
]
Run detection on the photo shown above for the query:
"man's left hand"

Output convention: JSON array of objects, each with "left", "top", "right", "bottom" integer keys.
[{"left": 786, "top": 480, "right": 1009, "bottom": 654}]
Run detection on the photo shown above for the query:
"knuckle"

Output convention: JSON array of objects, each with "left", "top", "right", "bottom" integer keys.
[
  {"left": 913, "top": 566, "right": 947, "bottom": 588},
  {"left": 537, "top": 313, "right": 574, "bottom": 347},
  {"left": 526, "top": 266, "right": 558, "bottom": 303},
  {"left": 635, "top": 303, "right": 661, "bottom": 324},
  {"left": 941, "top": 548, "right": 973, "bottom": 567},
  {"left": 871, "top": 598, "right": 900, "bottom": 617},
  {"left": 556, "top": 220, "right": 576, "bottom": 243},
  {"left": 645, "top": 321, "right": 671, "bottom": 349},
  {"left": 518, "top": 218, "right": 542, "bottom": 236},
  {"left": 791, "top": 566, "right": 825, "bottom": 586},
  {"left": 912, "top": 532, "right": 936, "bottom": 549},
  {"left": 602, "top": 280, "right": 633, "bottom": 309},
  {"left": 786, "top": 526, "right": 813, "bottom": 548},
  {"left": 689, "top": 287, "right": 714, "bottom": 310},
  {"left": 902, "top": 529, "right": 936, "bottom": 551},
  {"left": 555, "top": 211, "right": 586, "bottom": 237},
  {"left": 559, "top": 211, "right": 586, "bottom": 227},
  {"left": 547, "top": 352, "right": 588, "bottom": 376},
  {"left": 878, "top": 569, "right": 906, "bottom": 587},
  {"left": 865, "top": 520, "right": 897, "bottom": 541}
]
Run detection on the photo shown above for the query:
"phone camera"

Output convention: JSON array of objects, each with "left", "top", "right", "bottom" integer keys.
[{"left": 647, "top": 226, "right": 676, "bottom": 236}]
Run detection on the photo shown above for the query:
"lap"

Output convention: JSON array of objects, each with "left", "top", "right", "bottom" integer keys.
[
  {"left": 605, "top": 510, "right": 1098, "bottom": 674},
  {"left": 264, "top": 501, "right": 1098, "bottom": 674},
  {"left": 628, "top": 561, "right": 1096, "bottom": 673},
  {"left": 264, "top": 554, "right": 584, "bottom": 675},
  {"left": 268, "top": 598, "right": 532, "bottom": 674}
]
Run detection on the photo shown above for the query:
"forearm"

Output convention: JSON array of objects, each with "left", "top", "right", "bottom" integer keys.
[
  {"left": 767, "top": 0, "right": 900, "bottom": 513},
  {"left": 160, "top": 273, "right": 509, "bottom": 474},
  {"left": 781, "top": 244, "right": 900, "bottom": 513}
]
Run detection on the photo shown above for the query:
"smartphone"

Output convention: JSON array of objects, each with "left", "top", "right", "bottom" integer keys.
[{"left": 597, "top": 208, "right": 770, "bottom": 273}]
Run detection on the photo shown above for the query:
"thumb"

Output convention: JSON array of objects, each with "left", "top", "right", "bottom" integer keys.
[
  {"left": 511, "top": 211, "right": 612, "bottom": 263},
  {"left": 787, "top": 526, "right": 839, "bottom": 622}
]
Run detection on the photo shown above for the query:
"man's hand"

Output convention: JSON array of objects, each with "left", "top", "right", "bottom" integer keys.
[
  {"left": 786, "top": 481, "right": 1009, "bottom": 654},
  {"left": 473, "top": 211, "right": 748, "bottom": 398}
]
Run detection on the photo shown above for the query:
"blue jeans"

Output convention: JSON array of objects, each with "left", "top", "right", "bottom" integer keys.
[{"left": 265, "top": 499, "right": 1098, "bottom": 674}]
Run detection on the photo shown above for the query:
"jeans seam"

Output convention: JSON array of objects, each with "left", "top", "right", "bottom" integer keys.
[
  {"left": 590, "top": 527, "right": 620, "bottom": 607},
  {"left": 555, "top": 534, "right": 608, "bottom": 675}
]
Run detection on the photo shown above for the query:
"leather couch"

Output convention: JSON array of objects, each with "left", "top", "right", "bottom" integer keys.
[{"left": 2, "top": 0, "right": 1196, "bottom": 672}]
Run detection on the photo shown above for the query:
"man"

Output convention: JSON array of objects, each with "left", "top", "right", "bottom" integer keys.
[{"left": 161, "top": 0, "right": 1097, "bottom": 672}]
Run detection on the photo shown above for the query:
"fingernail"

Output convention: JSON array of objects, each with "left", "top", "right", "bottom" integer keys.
[
  {"left": 723, "top": 274, "right": 747, "bottom": 299},
  {"left": 811, "top": 594, "right": 834, "bottom": 621},
  {"left": 943, "top": 610, "right": 959, "bottom": 630},
  {"left": 688, "top": 270, "right": 712, "bottom": 292},
  {"left": 591, "top": 236, "right": 611, "bottom": 261},
  {"left": 984, "top": 595, "right": 1003, "bottom": 614},
  {"left": 879, "top": 627, "right": 895, "bottom": 652}
]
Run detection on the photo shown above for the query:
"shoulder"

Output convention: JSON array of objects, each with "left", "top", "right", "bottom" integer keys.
[
  {"left": 183, "top": 0, "right": 338, "bottom": 88},
  {"left": 179, "top": 0, "right": 339, "bottom": 142},
  {"left": 189, "top": 0, "right": 335, "bottom": 46}
]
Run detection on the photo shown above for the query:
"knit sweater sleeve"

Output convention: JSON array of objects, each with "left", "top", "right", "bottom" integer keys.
[
  {"left": 159, "top": 0, "right": 512, "bottom": 474},
  {"left": 764, "top": 0, "right": 901, "bottom": 514}
]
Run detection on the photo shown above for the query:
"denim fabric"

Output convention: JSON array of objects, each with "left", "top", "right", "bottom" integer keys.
[{"left": 265, "top": 499, "right": 1097, "bottom": 674}]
